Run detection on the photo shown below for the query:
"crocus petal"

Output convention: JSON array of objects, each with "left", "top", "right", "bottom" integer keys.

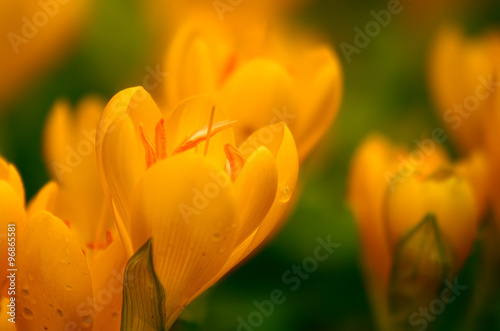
[
  {"left": 244, "top": 124, "right": 298, "bottom": 253},
  {"left": 17, "top": 211, "right": 94, "bottom": 330},
  {"left": 456, "top": 151, "right": 489, "bottom": 221},
  {"left": 232, "top": 123, "right": 298, "bottom": 257},
  {"left": 429, "top": 25, "right": 497, "bottom": 154},
  {"left": 192, "top": 124, "right": 298, "bottom": 299},
  {"left": 90, "top": 237, "right": 127, "bottom": 331},
  {"left": 0, "top": 157, "right": 25, "bottom": 203},
  {"left": 232, "top": 146, "right": 278, "bottom": 244},
  {"left": 43, "top": 97, "right": 113, "bottom": 248},
  {"left": 0, "top": 181, "right": 26, "bottom": 290},
  {"left": 164, "top": 15, "right": 233, "bottom": 105},
  {"left": 98, "top": 114, "right": 142, "bottom": 230},
  {"left": 218, "top": 59, "right": 295, "bottom": 144},
  {"left": 130, "top": 154, "right": 238, "bottom": 326},
  {"left": 165, "top": 96, "right": 235, "bottom": 168},
  {"left": 26, "top": 181, "right": 59, "bottom": 219},
  {"left": 179, "top": 37, "right": 217, "bottom": 98},
  {"left": 347, "top": 134, "right": 400, "bottom": 291},
  {"left": 293, "top": 46, "right": 343, "bottom": 161}
]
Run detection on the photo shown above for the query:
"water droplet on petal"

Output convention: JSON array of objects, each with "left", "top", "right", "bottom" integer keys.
[
  {"left": 279, "top": 186, "right": 291, "bottom": 203},
  {"left": 65, "top": 284, "right": 73, "bottom": 291},
  {"left": 212, "top": 233, "right": 223, "bottom": 242},
  {"left": 80, "top": 314, "right": 93, "bottom": 327},
  {"left": 56, "top": 309, "right": 64, "bottom": 318},
  {"left": 22, "top": 307, "right": 34, "bottom": 320},
  {"left": 21, "top": 288, "right": 30, "bottom": 298}
]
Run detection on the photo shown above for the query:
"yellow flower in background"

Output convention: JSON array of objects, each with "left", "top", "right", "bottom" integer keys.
[
  {"left": 0, "top": 0, "right": 90, "bottom": 108},
  {"left": 164, "top": 14, "right": 343, "bottom": 162},
  {"left": 348, "top": 134, "right": 485, "bottom": 328},
  {"left": 428, "top": 24, "right": 500, "bottom": 154},
  {"left": 36, "top": 96, "right": 116, "bottom": 257},
  {"left": 20, "top": 97, "right": 127, "bottom": 330},
  {"left": 96, "top": 87, "right": 298, "bottom": 328}
]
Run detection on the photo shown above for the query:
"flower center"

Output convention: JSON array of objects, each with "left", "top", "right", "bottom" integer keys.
[{"left": 139, "top": 107, "right": 237, "bottom": 168}]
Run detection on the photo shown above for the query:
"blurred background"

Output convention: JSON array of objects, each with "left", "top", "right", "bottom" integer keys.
[{"left": 1, "top": 0, "right": 500, "bottom": 330}]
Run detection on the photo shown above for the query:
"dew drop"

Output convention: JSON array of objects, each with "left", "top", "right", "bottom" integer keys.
[
  {"left": 212, "top": 233, "right": 223, "bottom": 242},
  {"left": 21, "top": 288, "right": 30, "bottom": 298},
  {"left": 56, "top": 309, "right": 64, "bottom": 318},
  {"left": 49, "top": 304, "right": 54, "bottom": 309},
  {"left": 279, "top": 186, "right": 291, "bottom": 203},
  {"left": 111, "top": 312, "right": 118, "bottom": 318},
  {"left": 22, "top": 307, "right": 34, "bottom": 320},
  {"left": 65, "top": 284, "right": 73, "bottom": 291},
  {"left": 80, "top": 314, "right": 93, "bottom": 327},
  {"left": 218, "top": 248, "right": 226, "bottom": 254}
]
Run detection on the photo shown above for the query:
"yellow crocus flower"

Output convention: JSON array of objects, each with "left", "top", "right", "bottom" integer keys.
[
  {"left": 164, "top": 14, "right": 343, "bottom": 162},
  {"left": 96, "top": 87, "right": 298, "bottom": 328},
  {"left": 428, "top": 24, "right": 500, "bottom": 154},
  {"left": 348, "top": 134, "right": 484, "bottom": 328},
  {"left": 0, "top": 0, "right": 90, "bottom": 107},
  {"left": 16, "top": 97, "right": 127, "bottom": 330},
  {"left": 37, "top": 96, "right": 116, "bottom": 257}
]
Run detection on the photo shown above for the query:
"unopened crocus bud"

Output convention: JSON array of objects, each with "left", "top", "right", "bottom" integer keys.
[{"left": 386, "top": 168, "right": 478, "bottom": 274}]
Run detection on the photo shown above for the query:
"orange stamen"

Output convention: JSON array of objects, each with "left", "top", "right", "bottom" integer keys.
[
  {"left": 224, "top": 144, "right": 246, "bottom": 181},
  {"left": 173, "top": 119, "right": 237, "bottom": 155},
  {"left": 204, "top": 106, "right": 216, "bottom": 156},
  {"left": 155, "top": 119, "right": 167, "bottom": 160},
  {"left": 139, "top": 123, "right": 157, "bottom": 168},
  {"left": 86, "top": 230, "right": 114, "bottom": 250}
]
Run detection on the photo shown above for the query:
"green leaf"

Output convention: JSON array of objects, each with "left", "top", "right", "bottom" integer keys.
[
  {"left": 388, "top": 214, "right": 452, "bottom": 326},
  {"left": 121, "top": 239, "right": 166, "bottom": 331}
]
